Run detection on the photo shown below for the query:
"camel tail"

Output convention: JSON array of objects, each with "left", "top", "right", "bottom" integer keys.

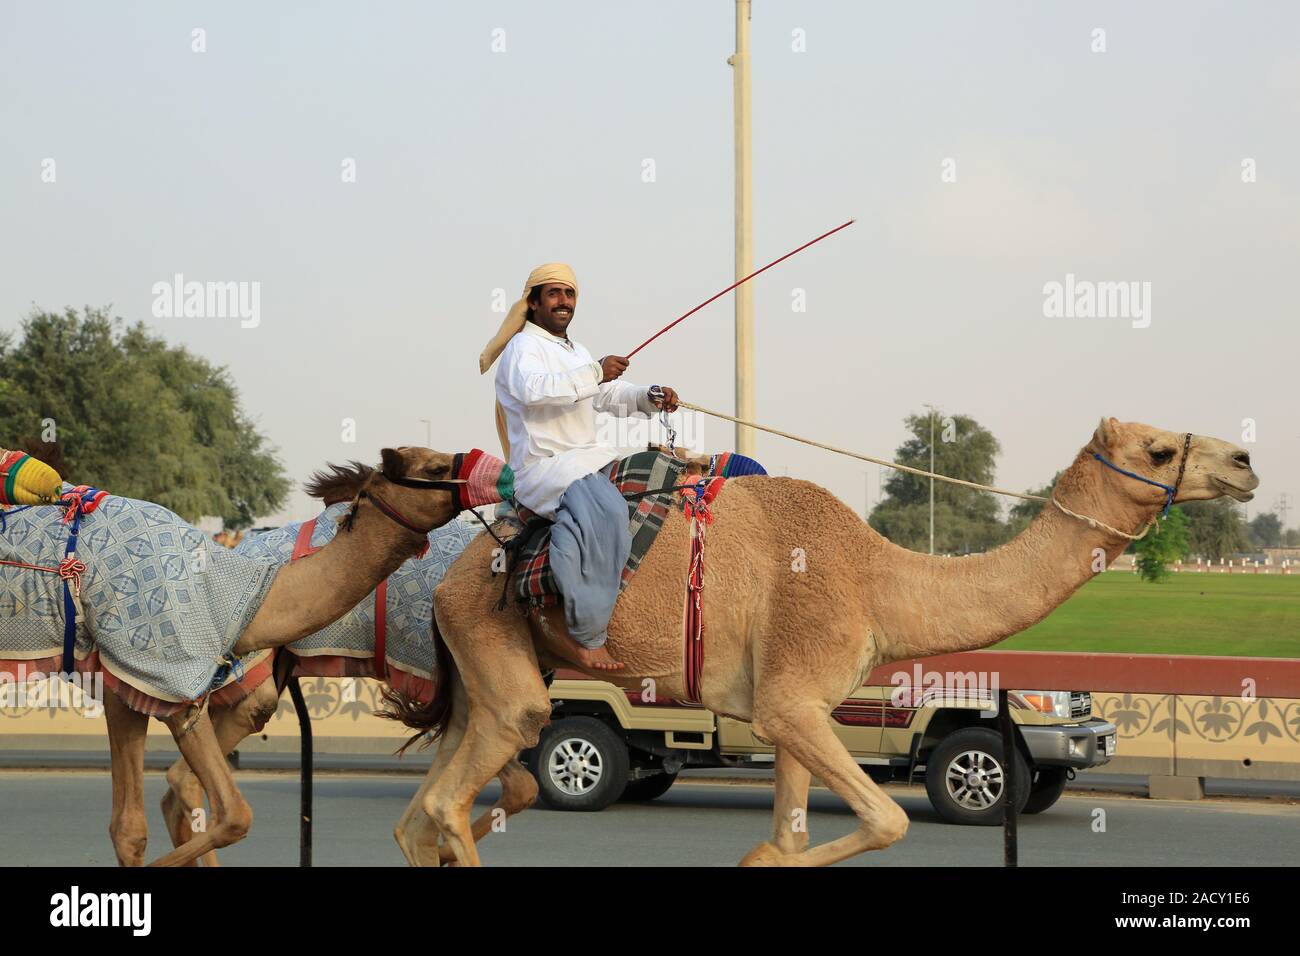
[{"left": 375, "top": 620, "right": 457, "bottom": 754}]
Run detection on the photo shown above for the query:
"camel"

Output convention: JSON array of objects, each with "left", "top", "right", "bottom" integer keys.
[
  {"left": 95, "top": 445, "right": 511, "bottom": 866},
  {"left": 384, "top": 418, "right": 1257, "bottom": 866},
  {"left": 159, "top": 443, "right": 732, "bottom": 867}
]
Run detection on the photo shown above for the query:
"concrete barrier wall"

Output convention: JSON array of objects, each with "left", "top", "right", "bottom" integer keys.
[
  {"left": 1088, "top": 692, "right": 1300, "bottom": 781},
  {"left": 0, "top": 676, "right": 410, "bottom": 757},
  {"left": 4, "top": 653, "right": 1300, "bottom": 782}
]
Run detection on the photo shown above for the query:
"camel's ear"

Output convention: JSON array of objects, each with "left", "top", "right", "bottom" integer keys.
[
  {"left": 379, "top": 447, "right": 404, "bottom": 480},
  {"left": 1093, "top": 416, "right": 1119, "bottom": 452}
]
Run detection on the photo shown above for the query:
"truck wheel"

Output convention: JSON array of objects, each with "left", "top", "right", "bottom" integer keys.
[
  {"left": 532, "top": 716, "right": 630, "bottom": 811},
  {"left": 1022, "top": 767, "right": 1069, "bottom": 814},
  {"left": 620, "top": 771, "right": 678, "bottom": 802},
  {"left": 924, "top": 727, "right": 1031, "bottom": 826}
]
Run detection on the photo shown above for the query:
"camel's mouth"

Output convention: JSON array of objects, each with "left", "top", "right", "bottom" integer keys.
[{"left": 1211, "top": 476, "right": 1255, "bottom": 502}]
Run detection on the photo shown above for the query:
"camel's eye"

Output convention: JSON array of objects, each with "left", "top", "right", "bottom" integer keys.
[
  {"left": 425, "top": 465, "right": 449, "bottom": 479},
  {"left": 1150, "top": 448, "right": 1175, "bottom": 466}
]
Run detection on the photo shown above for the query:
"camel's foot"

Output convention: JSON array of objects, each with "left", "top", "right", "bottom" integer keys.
[
  {"left": 738, "top": 842, "right": 787, "bottom": 867},
  {"left": 146, "top": 803, "right": 251, "bottom": 867},
  {"left": 108, "top": 818, "right": 148, "bottom": 868}
]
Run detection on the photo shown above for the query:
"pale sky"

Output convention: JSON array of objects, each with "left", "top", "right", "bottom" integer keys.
[{"left": 2, "top": 1, "right": 1297, "bottom": 528}]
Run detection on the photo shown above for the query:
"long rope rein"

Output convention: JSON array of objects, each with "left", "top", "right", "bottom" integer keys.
[
  {"left": 676, "top": 401, "right": 1046, "bottom": 502},
  {"left": 673, "top": 401, "right": 1190, "bottom": 542}
]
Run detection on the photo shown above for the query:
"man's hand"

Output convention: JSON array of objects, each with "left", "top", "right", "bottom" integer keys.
[
  {"left": 653, "top": 386, "right": 680, "bottom": 412},
  {"left": 599, "top": 355, "right": 630, "bottom": 383}
]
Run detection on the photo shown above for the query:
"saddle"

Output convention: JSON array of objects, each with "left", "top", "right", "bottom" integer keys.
[{"left": 495, "top": 450, "right": 767, "bottom": 611}]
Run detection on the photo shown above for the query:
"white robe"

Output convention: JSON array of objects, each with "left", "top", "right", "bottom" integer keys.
[{"left": 495, "top": 321, "right": 655, "bottom": 519}]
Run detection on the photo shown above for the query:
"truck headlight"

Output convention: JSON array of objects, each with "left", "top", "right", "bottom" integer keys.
[{"left": 1019, "top": 690, "right": 1072, "bottom": 718}]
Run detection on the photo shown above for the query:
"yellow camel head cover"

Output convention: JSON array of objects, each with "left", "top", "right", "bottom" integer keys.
[{"left": 0, "top": 449, "right": 64, "bottom": 506}]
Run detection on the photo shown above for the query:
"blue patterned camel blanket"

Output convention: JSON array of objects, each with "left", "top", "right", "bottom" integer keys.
[
  {"left": 0, "top": 484, "right": 279, "bottom": 703},
  {"left": 235, "top": 504, "right": 485, "bottom": 698}
]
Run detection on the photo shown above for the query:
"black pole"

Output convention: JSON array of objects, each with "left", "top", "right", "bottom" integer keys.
[
  {"left": 287, "top": 676, "right": 312, "bottom": 867},
  {"left": 998, "top": 687, "right": 1018, "bottom": 867}
]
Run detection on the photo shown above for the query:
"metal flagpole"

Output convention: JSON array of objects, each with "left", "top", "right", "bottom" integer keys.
[{"left": 731, "top": 0, "right": 754, "bottom": 456}]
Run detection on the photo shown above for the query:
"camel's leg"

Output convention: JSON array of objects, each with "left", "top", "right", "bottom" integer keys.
[
  {"left": 103, "top": 691, "right": 150, "bottom": 867},
  {"left": 397, "top": 719, "right": 540, "bottom": 866},
  {"left": 394, "top": 677, "right": 470, "bottom": 867},
  {"left": 770, "top": 745, "right": 813, "bottom": 855},
  {"left": 431, "top": 757, "right": 538, "bottom": 865},
  {"left": 419, "top": 643, "right": 552, "bottom": 867},
  {"left": 162, "top": 678, "right": 280, "bottom": 867},
  {"left": 159, "top": 754, "right": 205, "bottom": 867},
  {"left": 740, "top": 698, "right": 908, "bottom": 867},
  {"left": 418, "top": 709, "right": 534, "bottom": 868},
  {"left": 146, "top": 704, "right": 253, "bottom": 867}
]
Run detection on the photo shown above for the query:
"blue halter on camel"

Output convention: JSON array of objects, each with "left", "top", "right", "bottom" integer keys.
[{"left": 1090, "top": 432, "right": 1192, "bottom": 520}]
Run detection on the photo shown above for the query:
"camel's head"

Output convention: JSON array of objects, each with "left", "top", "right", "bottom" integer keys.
[
  {"left": 307, "top": 447, "right": 513, "bottom": 536},
  {"left": 1087, "top": 417, "right": 1259, "bottom": 510},
  {"left": 374, "top": 446, "right": 514, "bottom": 524}
]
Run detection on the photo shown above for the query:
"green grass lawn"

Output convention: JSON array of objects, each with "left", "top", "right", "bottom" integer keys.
[{"left": 997, "top": 572, "right": 1300, "bottom": 659}]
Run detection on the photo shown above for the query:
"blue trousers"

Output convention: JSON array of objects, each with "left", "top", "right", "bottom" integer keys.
[{"left": 547, "top": 471, "right": 632, "bottom": 649}]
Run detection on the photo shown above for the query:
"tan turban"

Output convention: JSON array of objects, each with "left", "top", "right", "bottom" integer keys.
[{"left": 479, "top": 263, "right": 580, "bottom": 457}]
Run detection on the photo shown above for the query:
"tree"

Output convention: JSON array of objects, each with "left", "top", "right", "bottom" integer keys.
[
  {"left": 0, "top": 307, "right": 289, "bottom": 528},
  {"left": 1247, "top": 512, "right": 1283, "bottom": 549},
  {"left": 1133, "top": 506, "right": 1191, "bottom": 581},
  {"left": 1179, "top": 499, "right": 1247, "bottom": 562},
  {"left": 1284, "top": 528, "right": 1300, "bottom": 547},
  {"left": 1004, "top": 472, "right": 1061, "bottom": 539},
  {"left": 869, "top": 412, "right": 1007, "bottom": 553}
]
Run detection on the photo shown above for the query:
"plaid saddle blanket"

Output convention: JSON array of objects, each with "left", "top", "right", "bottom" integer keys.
[{"left": 499, "top": 450, "right": 693, "bottom": 609}]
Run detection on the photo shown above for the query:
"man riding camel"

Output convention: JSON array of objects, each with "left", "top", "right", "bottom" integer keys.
[{"left": 479, "top": 263, "right": 679, "bottom": 671}]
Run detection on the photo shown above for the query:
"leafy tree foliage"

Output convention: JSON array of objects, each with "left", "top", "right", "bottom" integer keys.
[
  {"left": 1247, "top": 512, "right": 1283, "bottom": 549},
  {"left": 0, "top": 307, "right": 288, "bottom": 528},
  {"left": 868, "top": 412, "right": 1008, "bottom": 553},
  {"left": 1134, "top": 506, "right": 1191, "bottom": 581},
  {"left": 1179, "top": 499, "right": 1247, "bottom": 562}
]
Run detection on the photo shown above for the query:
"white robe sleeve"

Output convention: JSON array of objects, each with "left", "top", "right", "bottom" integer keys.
[
  {"left": 592, "top": 380, "right": 655, "bottom": 417},
  {"left": 500, "top": 342, "right": 603, "bottom": 406}
]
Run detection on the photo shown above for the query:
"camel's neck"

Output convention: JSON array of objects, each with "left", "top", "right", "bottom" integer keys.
[
  {"left": 239, "top": 501, "right": 430, "bottom": 648},
  {"left": 868, "top": 451, "right": 1156, "bottom": 663}
]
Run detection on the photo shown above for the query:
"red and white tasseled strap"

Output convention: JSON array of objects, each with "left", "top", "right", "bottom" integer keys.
[
  {"left": 683, "top": 514, "right": 706, "bottom": 704},
  {"left": 680, "top": 476, "right": 723, "bottom": 705}
]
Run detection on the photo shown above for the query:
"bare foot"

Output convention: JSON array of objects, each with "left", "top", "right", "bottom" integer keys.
[
  {"left": 574, "top": 642, "right": 625, "bottom": 671},
  {"left": 536, "top": 618, "right": 624, "bottom": 671}
]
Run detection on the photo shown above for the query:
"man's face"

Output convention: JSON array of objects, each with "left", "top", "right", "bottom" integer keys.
[{"left": 529, "top": 282, "right": 577, "bottom": 337}]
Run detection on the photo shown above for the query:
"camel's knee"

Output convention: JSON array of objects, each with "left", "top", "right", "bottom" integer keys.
[
  {"left": 165, "top": 759, "right": 197, "bottom": 797},
  {"left": 212, "top": 797, "right": 253, "bottom": 847},
  {"left": 873, "top": 802, "right": 909, "bottom": 847},
  {"left": 245, "top": 682, "right": 280, "bottom": 732},
  {"left": 514, "top": 700, "right": 553, "bottom": 749},
  {"left": 498, "top": 768, "right": 539, "bottom": 815},
  {"left": 423, "top": 792, "right": 469, "bottom": 835}
]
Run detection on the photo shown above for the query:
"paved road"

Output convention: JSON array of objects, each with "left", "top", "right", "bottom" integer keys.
[{"left": 3, "top": 769, "right": 1296, "bottom": 866}]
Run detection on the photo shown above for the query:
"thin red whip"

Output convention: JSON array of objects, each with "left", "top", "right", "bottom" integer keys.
[{"left": 626, "top": 218, "right": 855, "bottom": 358}]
